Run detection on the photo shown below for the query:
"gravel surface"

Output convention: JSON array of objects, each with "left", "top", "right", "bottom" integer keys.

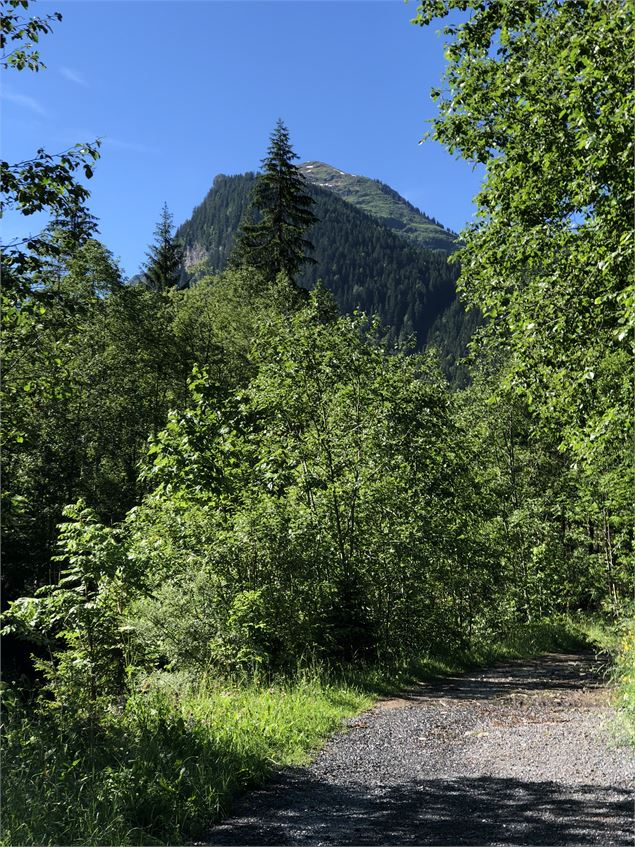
[{"left": 205, "top": 653, "right": 635, "bottom": 845}]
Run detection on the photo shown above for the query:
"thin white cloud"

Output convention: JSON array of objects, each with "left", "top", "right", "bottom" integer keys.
[
  {"left": 60, "top": 66, "right": 89, "bottom": 88},
  {"left": 1, "top": 90, "right": 47, "bottom": 116},
  {"left": 49, "top": 131, "right": 159, "bottom": 156},
  {"left": 102, "top": 137, "right": 159, "bottom": 155}
]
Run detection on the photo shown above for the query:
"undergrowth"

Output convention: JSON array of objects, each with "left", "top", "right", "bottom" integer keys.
[
  {"left": 601, "top": 618, "right": 635, "bottom": 746},
  {"left": 0, "top": 617, "right": 599, "bottom": 846},
  {"left": 1, "top": 673, "right": 369, "bottom": 846},
  {"left": 573, "top": 616, "right": 635, "bottom": 747}
]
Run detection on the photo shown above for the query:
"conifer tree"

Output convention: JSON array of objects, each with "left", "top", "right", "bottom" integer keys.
[
  {"left": 143, "top": 203, "right": 184, "bottom": 293},
  {"left": 230, "top": 120, "right": 317, "bottom": 284},
  {"left": 44, "top": 205, "right": 100, "bottom": 262},
  {"left": 32, "top": 205, "right": 101, "bottom": 286}
]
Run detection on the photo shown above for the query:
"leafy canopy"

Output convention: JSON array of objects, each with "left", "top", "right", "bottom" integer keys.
[{"left": 413, "top": 0, "right": 634, "bottom": 465}]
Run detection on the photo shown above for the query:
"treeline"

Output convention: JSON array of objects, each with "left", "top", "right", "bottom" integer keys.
[{"left": 5, "top": 259, "right": 630, "bottom": 675}]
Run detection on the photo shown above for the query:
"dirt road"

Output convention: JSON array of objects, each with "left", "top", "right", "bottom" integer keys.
[{"left": 206, "top": 653, "right": 635, "bottom": 845}]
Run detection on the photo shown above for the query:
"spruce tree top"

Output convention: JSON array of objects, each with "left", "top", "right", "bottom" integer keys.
[
  {"left": 229, "top": 120, "right": 317, "bottom": 285},
  {"left": 143, "top": 203, "right": 184, "bottom": 293}
]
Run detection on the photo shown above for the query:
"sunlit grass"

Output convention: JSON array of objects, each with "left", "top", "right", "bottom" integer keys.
[
  {"left": 607, "top": 619, "right": 635, "bottom": 746},
  {"left": 1, "top": 671, "right": 370, "bottom": 846}
]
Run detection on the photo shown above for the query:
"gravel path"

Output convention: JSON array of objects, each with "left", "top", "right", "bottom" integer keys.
[{"left": 206, "top": 653, "right": 635, "bottom": 845}]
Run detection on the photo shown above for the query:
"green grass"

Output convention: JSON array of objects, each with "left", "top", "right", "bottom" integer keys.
[
  {"left": 300, "top": 161, "right": 457, "bottom": 252},
  {"left": 1, "top": 672, "right": 371, "bottom": 846},
  {"left": 0, "top": 618, "right": 601, "bottom": 846},
  {"left": 593, "top": 617, "right": 635, "bottom": 746},
  {"left": 564, "top": 616, "right": 635, "bottom": 746}
]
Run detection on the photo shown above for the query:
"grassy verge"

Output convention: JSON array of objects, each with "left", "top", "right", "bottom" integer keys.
[
  {"left": 0, "top": 617, "right": 599, "bottom": 846},
  {"left": 615, "top": 623, "right": 635, "bottom": 744},
  {"left": 568, "top": 616, "right": 635, "bottom": 747},
  {"left": 590, "top": 617, "right": 635, "bottom": 746},
  {"left": 1, "top": 673, "right": 371, "bottom": 846}
]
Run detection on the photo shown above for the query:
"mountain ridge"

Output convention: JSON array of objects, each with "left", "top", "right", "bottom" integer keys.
[
  {"left": 176, "top": 171, "right": 460, "bottom": 348},
  {"left": 299, "top": 161, "right": 458, "bottom": 253}
]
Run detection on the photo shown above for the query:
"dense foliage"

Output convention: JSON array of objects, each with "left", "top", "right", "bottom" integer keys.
[
  {"left": 414, "top": 0, "right": 633, "bottom": 459},
  {"left": 413, "top": 0, "right": 633, "bottom": 614},
  {"left": 129, "top": 291, "right": 492, "bottom": 669}
]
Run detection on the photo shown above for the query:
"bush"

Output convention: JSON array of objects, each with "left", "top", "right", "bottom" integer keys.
[{"left": 128, "top": 297, "right": 497, "bottom": 672}]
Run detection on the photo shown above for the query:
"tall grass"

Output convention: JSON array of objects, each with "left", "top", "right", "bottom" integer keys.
[
  {"left": 609, "top": 619, "right": 635, "bottom": 746},
  {"left": 1, "top": 672, "right": 370, "bottom": 846},
  {"left": 570, "top": 616, "right": 635, "bottom": 746},
  {"left": 1, "top": 618, "right": 596, "bottom": 846}
]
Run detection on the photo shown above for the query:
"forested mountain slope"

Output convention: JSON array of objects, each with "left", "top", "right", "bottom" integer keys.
[{"left": 177, "top": 171, "right": 468, "bottom": 351}]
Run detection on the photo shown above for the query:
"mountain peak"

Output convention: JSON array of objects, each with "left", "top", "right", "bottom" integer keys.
[
  {"left": 299, "top": 161, "right": 456, "bottom": 253},
  {"left": 301, "top": 161, "right": 358, "bottom": 181}
]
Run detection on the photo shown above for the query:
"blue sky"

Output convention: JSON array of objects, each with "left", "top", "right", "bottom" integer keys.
[{"left": 3, "top": 0, "right": 482, "bottom": 277}]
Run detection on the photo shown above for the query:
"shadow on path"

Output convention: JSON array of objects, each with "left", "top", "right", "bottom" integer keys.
[
  {"left": 210, "top": 773, "right": 633, "bottom": 845},
  {"left": 398, "top": 653, "right": 606, "bottom": 702},
  {"left": 207, "top": 654, "right": 633, "bottom": 846}
]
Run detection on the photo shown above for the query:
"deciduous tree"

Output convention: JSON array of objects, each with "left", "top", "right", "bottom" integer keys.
[{"left": 413, "top": 0, "right": 633, "bottom": 464}]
